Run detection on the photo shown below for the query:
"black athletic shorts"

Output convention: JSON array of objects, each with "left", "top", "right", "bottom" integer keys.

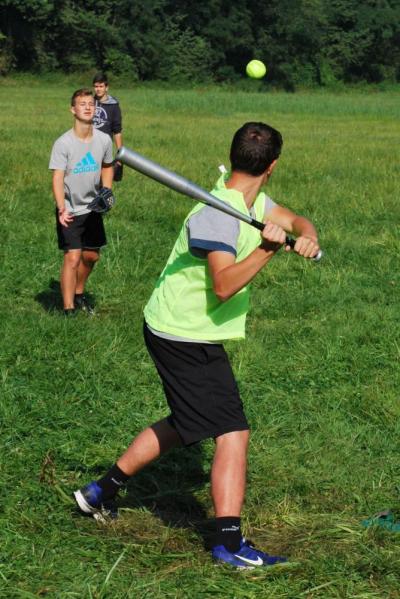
[
  {"left": 56, "top": 210, "right": 106, "bottom": 251},
  {"left": 143, "top": 321, "right": 249, "bottom": 446}
]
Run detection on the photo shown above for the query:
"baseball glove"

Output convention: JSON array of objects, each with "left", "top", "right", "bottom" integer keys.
[{"left": 88, "top": 187, "right": 116, "bottom": 213}]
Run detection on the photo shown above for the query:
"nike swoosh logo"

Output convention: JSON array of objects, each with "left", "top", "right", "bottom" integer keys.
[{"left": 234, "top": 555, "right": 263, "bottom": 566}]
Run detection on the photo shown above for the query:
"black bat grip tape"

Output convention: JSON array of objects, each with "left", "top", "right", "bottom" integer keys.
[{"left": 250, "top": 218, "right": 295, "bottom": 247}]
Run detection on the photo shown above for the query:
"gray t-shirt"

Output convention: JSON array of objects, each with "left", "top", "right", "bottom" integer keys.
[
  {"left": 49, "top": 128, "right": 113, "bottom": 216},
  {"left": 188, "top": 194, "right": 277, "bottom": 258}
]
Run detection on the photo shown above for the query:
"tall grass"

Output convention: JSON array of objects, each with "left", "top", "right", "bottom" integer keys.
[{"left": 0, "top": 80, "right": 399, "bottom": 598}]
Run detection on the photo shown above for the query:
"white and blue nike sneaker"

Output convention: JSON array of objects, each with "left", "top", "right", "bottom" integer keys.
[
  {"left": 73, "top": 481, "right": 118, "bottom": 522},
  {"left": 212, "top": 538, "right": 287, "bottom": 569}
]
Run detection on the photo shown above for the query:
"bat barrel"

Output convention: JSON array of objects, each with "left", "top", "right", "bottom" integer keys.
[
  {"left": 117, "top": 147, "right": 199, "bottom": 199},
  {"left": 116, "top": 146, "right": 256, "bottom": 226}
]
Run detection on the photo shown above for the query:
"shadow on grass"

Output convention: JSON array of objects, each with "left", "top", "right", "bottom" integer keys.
[
  {"left": 80, "top": 444, "right": 214, "bottom": 549},
  {"left": 127, "top": 445, "right": 214, "bottom": 548},
  {"left": 35, "top": 279, "right": 95, "bottom": 313},
  {"left": 35, "top": 279, "right": 63, "bottom": 312}
]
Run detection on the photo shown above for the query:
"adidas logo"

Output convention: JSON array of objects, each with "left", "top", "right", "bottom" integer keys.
[{"left": 73, "top": 152, "right": 99, "bottom": 174}]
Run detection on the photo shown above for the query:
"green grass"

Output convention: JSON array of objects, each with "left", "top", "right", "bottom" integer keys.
[{"left": 1, "top": 80, "right": 400, "bottom": 598}]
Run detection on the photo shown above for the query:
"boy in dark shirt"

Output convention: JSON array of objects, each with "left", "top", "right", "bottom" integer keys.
[{"left": 93, "top": 72, "right": 123, "bottom": 181}]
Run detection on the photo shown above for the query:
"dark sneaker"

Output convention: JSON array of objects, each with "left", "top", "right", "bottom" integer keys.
[
  {"left": 63, "top": 308, "right": 77, "bottom": 317},
  {"left": 74, "top": 294, "right": 95, "bottom": 315},
  {"left": 73, "top": 481, "right": 118, "bottom": 522},
  {"left": 212, "top": 538, "right": 287, "bottom": 569}
]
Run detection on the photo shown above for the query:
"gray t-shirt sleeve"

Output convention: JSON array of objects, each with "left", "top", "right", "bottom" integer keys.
[
  {"left": 49, "top": 138, "right": 68, "bottom": 170},
  {"left": 264, "top": 194, "right": 277, "bottom": 218},
  {"left": 103, "top": 137, "right": 113, "bottom": 164},
  {"left": 188, "top": 205, "right": 240, "bottom": 257}
]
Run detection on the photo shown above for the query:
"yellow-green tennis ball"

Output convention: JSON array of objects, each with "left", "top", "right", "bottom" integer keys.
[{"left": 246, "top": 59, "right": 267, "bottom": 79}]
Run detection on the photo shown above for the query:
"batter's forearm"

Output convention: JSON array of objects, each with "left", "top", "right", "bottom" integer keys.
[
  {"left": 211, "top": 245, "right": 278, "bottom": 302},
  {"left": 291, "top": 216, "right": 318, "bottom": 241}
]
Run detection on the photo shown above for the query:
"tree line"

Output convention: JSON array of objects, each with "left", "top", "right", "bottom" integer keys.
[{"left": 1, "top": 0, "right": 399, "bottom": 88}]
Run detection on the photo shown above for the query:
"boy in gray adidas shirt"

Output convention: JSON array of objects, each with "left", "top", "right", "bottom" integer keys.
[{"left": 49, "top": 88, "right": 113, "bottom": 315}]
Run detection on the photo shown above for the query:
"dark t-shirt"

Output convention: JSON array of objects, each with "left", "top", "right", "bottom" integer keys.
[{"left": 93, "top": 95, "right": 122, "bottom": 138}]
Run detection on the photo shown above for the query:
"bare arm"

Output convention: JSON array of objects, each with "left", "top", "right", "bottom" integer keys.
[
  {"left": 101, "top": 163, "right": 114, "bottom": 188},
  {"left": 267, "top": 205, "right": 319, "bottom": 259},
  {"left": 208, "top": 221, "right": 286, "bottom": 302},
  {"left": 113, "top": 103, "right": 123, "bottom": 157},
  {"left": 52, "top": 169, "right": 73, "bottom": 227},
  {"left": 114, "top": 132, "right": 123, "bottom": 151},
  {"left": 114, "top": 133, "right": 123, "bottom": 167}
]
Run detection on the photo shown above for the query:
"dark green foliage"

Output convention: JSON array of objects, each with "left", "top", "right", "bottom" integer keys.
[
  {"left": 1, "top": 0, "right": 400, "bottom": 85},
  {"left": 324, "top": 0, "right": 400, "bottom": 83}
]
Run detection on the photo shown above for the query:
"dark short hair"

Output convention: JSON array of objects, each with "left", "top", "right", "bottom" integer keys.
[
  {"left": 92, "top": 72, "right": 108, "bottom": 85},
  {"left": 230, "top": 122, "right": 283, "bottom": 176},
  {"left": 70, "top": 88, "right": 94, "bottom": 106}
]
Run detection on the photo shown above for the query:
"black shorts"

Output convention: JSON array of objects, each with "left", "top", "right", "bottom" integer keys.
[
  {"left": 56, "top": 210, "right": 106, "bottom": 251},
  {"left": 143, "top": 322, "right": 249, "bottom": 446}
]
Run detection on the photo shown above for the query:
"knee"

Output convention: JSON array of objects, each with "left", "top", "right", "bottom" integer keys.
[
  {"left": 216, "top": 430, "right": 250, "bottom": 451},
  {"left": 64, "top": 252, "right": 81, "bottom": 270},
  {"left": 82, "top": 251, "right": 100, "bottom": 267}
]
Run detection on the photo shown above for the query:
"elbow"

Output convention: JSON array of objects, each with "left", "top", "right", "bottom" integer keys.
[{"left": 213, "top": 283, "right": 233, "bottom": 303}]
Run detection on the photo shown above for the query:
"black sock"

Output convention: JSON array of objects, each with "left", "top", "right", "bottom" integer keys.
[
  {"left": 96, "top": 464, "right": 130, "bottom": 500},
  {"left": 215, "top": 517, "right": 242, "bottom": 552}
]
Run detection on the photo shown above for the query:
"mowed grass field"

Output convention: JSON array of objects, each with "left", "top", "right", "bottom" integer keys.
[{"left": 0, "top": 78, "right": 399, "bottom": 598}]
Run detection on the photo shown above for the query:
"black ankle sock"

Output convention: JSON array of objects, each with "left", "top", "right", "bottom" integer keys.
[
  {"left": 215, "top": 517, "right": 242, "bottom": 552},
  {"left": 97, "top": 464, "right": 130, "bottom": 500}
]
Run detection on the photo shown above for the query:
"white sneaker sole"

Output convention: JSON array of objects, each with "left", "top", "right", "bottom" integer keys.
[{"left": 74, "top": 489, "right": 97, "bottom": 514}]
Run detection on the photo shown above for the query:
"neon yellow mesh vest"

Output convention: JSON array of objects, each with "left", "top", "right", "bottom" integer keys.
[{"left": 144, "top": 175, "right": 266, "bottom": 341}]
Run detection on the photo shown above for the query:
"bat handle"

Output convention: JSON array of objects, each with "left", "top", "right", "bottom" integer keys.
[{"left": 285, "top": 236, "right": 323, "bottom": 262}]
